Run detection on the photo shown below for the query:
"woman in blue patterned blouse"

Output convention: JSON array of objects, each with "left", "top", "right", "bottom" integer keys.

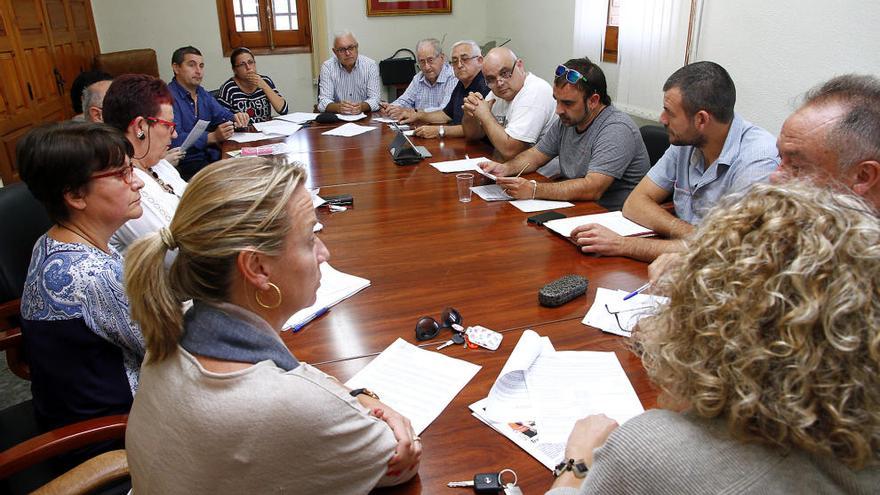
[
  {"left": 217, "top": 47, "right": 289, "bottom": 123},
  {"left": 16, "top": 121, "right": 146, "bottom": 431}
]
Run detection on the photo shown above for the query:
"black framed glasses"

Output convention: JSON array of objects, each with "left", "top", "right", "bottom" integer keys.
[
  {"left": 486, "top": 60, "right": 518, "bottom": 86},
  {"left": 450, "top": 54, "right": 475, "bottom": 66},
  {"left": 334, "top": 44, "right": 358, "bottom": 54},
  {"left": 415, "top": 307, "right": 464, "bottom": 341},
  {"left": 604, "top": 304, "right": 653, "bottom": 333}
]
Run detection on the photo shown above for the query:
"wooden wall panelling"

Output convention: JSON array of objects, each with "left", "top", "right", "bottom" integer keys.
[{"left": 10, "top": 0, "right": 64, "bottom": 120}]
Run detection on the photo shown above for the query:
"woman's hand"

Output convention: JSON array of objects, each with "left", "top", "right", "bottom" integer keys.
[
  {"left": 564, "top": 414, "right": 619, "bottom": 465},
  {"left": 371, "top": 406, "right": 421, "bottom": 477}
]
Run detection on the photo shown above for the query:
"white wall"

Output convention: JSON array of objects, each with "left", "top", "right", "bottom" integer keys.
[
  {"left": 695, "top": 0, "right": 880, "bottom": 134},
  {"left": 90, "top": 0, "right": 315, "bottom": 112}
]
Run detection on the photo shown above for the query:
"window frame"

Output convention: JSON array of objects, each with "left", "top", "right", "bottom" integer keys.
[{"left": 216, "top": 0, "right": 312, "bottom": 56}]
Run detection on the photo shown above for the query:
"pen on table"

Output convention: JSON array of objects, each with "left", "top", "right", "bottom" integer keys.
[
  {"left": 622, "top": 283, "right": 651, "bottom": 301},
  {"left": 291, "top": 307, "right": 329, "bottom": 333}
]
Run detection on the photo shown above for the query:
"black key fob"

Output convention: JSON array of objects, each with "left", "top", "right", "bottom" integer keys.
[
  {"left": 474, "top": 472, "right": 502, "bottom": 493},
  {"left": 527, "top": 211, "right": 566, "bottom": 226}
]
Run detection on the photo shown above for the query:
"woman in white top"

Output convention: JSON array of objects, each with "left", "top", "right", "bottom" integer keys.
[
  {"left": 103, "top": 74, "right": 188, "bottom": 253},
  {"left": 123, "top": 157, "right": 420, "bottom": 494}
]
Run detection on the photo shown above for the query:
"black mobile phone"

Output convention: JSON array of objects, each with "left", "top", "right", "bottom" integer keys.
[
  {"left": 323, "top": 194, "right": 353, "bottom": 206},
  {"left": 527, "top": 211, "right": 566, "bottom": 226}
]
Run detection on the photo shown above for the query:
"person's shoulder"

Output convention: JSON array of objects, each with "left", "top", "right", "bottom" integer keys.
[
  {"left": 526, "top": 72, "right": 553, "bottom": 93},
  {"left": 732, "top": 114, "right": 778, "bottom": 151},
  {"left": 218, "top": 77, "right": 237, "bottom": 91},
  {"left": 359, "top": 55, "right": 378, "bottom": 66}
]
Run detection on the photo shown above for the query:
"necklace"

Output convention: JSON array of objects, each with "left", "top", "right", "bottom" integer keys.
[
  {"left": 58, "top": 223, "right": 107, "bottom": 253},
  {"left": 149, "top": 167, "right": 176, "bottom": 195}
]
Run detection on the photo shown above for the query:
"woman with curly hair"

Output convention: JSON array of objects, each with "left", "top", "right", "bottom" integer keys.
[{"left": 548, "top": 182, "right": 880, "bottom": 494}]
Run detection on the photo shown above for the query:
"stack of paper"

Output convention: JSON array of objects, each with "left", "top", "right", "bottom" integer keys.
[
  {"left": 282, "top": 263, "right": 371, "bottom": 330},
  {"left": 429, "top": 157, "right": 497, "bottom": 180},
  {"left": 510, "top": 200, "right": 575, "bottom": 213},
  {"left": 337, "top": 112, "right": 367, "bottom": 121},
  {"left": 470, "top": 330, "right": 644, "bottom": 470},
  {"left": 544, "top": 211, "right": 653, "bottom": 238},
  {"left": 345, "top": 339, "right": 481, "bottom": 434},
  {"left": 229, "top": 132, "right": 272, "bottom": 143},
  {"left": 252, "top": 120, "right": 302, "bottom": 136},
  {"left": 372, "top": 116, "right": 398, "bottom": 123},
  {"left": 276, "top": 112, "right": 319, "bottom": 123},
  {"left": 321, "top": 123, "right": 377, "bottom": 137},
  {"left": 582, "top": 287, "right": 668, "bottom": 337},
  {"left": 471, "top": 184, "right": 513, "bottom": 201}
]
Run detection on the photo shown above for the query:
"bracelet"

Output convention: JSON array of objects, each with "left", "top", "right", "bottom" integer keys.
[
  {"left": 530, "top": 180, "right": 537, "bottom": 199},
  {"left": 553, "top": 458, "right": 589, "bottom": 478}
]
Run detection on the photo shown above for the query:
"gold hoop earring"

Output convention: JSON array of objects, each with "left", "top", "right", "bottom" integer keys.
[{"left": 255, "top": 282, "right": 282, "bottom": 309}]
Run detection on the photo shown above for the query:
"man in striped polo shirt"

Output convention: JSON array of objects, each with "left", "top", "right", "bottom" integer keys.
[{"left": 317, "top": 31, "right": 381, "bottom": 115}]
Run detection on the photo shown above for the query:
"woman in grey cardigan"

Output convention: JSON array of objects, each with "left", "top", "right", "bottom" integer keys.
[
  {"left": 123, "top": 157, "right": 420, "bottom": 494},
  {"left": 548, "top": 182, "right": 880, "bottom": 494}
]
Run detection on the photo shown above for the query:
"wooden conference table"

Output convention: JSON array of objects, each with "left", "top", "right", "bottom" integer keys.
[{"left": 223, "top": 117, "right": 657, "bottom": 494}]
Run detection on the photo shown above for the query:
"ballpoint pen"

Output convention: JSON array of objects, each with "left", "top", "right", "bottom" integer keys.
[
  {"left": 291, "top": 307, "right": 329, "bottom": 332},
  {"left": 514, "top": 162, "right": 530, "bottom": 178},
  {"left": 622, "top": 283, "right": 650, "bottom": 301}
]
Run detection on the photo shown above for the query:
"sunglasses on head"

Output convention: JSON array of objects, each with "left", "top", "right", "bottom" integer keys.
[
  {"left": 415, "top": 307, "right": 464, "bottom": 341},
  {"left": 555, "top": 64, "right": 589, "bottom": 85}
]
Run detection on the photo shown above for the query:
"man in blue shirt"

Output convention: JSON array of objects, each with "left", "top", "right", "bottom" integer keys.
[
  {"left": 380, "top": 38, "right": 457, "bottom": 121},
  {"left": 169, "top": 46, "right": 249, "bottom": 180},
  {"left": 573, "top": 61, "right": 779, "bottom": 261},
  {"left": 412, "top": 40, "right": 490, "bottom": 139}
]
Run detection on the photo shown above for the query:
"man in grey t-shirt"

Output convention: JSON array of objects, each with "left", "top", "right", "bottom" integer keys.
[{"left": 480, "top": 57, "right": 651, "bottom": 210}]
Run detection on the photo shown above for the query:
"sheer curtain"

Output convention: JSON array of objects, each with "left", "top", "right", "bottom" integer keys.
[
  {"left": 615, "top": 0, "right": 696, "bottom": 120},
  {"left": 572, "top": 0, "right": 607, "bottom": 60}
]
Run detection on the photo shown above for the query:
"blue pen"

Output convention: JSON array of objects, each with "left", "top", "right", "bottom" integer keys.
[
  {"left": 622, "top": 283, "right": 650, "bottom": 301},
  {"left": 292, "top": 307, "right": 329, "bottom": 333}
]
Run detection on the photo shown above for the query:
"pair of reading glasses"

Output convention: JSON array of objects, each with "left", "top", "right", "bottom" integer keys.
[{"left": 415, "top": 307, "right": 464, "bottom": 341}]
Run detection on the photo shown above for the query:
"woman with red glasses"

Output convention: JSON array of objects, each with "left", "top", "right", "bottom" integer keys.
[
  {"left": 103, "top": 74, "right": 189, "bottom": 254},
  {"left": 17, "top": 121, "right": 146, "bottom": 437}
]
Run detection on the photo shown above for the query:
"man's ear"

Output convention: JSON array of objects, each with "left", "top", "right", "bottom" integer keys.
[
  {"left": 693, "top": 110, "right": 711, "bottom": 130},
  {"left": 235, "top": 249, "right": 272, "bottom": 291},
  {"left": 88, "top": 106, "right": 103, "bottom": 123},
  {"left": 851, "top": 160, "right": 880, "bottom": 197},
  {"left": 171, "top": 63, "right": 180, "bottom": 76}
]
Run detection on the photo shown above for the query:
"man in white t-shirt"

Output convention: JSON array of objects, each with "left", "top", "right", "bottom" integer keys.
[{"left": 462, "top": 47, "right": 556, "bottom": 161}]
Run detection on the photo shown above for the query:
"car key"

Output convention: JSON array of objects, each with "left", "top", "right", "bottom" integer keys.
[
  {"left": 436, "top": 332, "right": 465, "bottom": 350},
  {"left": 447, "top": 472, "right": 502, "bottom": 493}
]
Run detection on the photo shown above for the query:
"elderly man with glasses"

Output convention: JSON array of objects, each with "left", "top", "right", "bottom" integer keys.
[
  {"left": 380, "top": 38, "right": 457, "bottom": 122},
  {"left": 462, "top": 47, "right": 556, "bottom": 161},
  {"left": 318, "top": 30, "right": 381, "bottom": 115},
  {"left": 479, "top": 57, "right": 651, "bottom": 211},
  {"left": 411, "top": 40, "right": 490, "bottom": 139}
]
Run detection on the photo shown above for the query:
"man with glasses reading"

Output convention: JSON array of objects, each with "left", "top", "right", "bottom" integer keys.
[
  {"left": 380, "top": 38, "right": 457, "bottom": 122},
  {"left": 411, "top": 40, "right": 490, "bottom": 139},
  {"left": 462, "top": 47, "right": 556, "bottom": 161},
  {"left": 479, "top": 57, "right": 650, "bottom": 210},
  {"left": 573, "top": 61, "right": 779, "bottom": 261},
  {"left": 318, "top": 30, "right": 381, "bottom": 115}
]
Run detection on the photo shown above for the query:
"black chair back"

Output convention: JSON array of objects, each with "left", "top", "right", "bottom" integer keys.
[
  {"left": 0, "top": 183, "right": 51, "bottom": 303},
  {"left": 640, "top": 125, "right": 671, "bottom": 166}
]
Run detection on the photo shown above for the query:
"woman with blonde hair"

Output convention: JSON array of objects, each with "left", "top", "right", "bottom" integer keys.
[
  {"left": 124, "top": 157, "right": 420, "bottom": 493},
  {"left": 548, "top": 182, "right": 880, "bottom": 494}
]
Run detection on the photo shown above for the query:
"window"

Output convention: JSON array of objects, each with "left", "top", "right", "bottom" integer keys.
[
  {"left": 216, "top": 0, "right": 311, "bottom": 55},
  {"left": 602, "top": 0, "right": 621, "bottom": 63}
]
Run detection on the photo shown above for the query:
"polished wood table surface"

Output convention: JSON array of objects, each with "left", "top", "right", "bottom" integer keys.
[{"left": 223, "top": 117, "right": 655, "bottom": 493}]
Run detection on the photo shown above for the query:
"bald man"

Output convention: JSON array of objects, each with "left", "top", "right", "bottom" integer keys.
[
  {"left": 317, "top": 30, "right": 381, "bottom": 114},
  {"left": 461, "top": 47, "right": 556, "bottom": 161}
]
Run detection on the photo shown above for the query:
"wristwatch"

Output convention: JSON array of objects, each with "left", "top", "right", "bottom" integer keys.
[
  {"left": 349, "top": 388, "right": 380, "bottom": 400},
  {"left": 438, "top": 125, "right": 445, "bottom": 138},
  {"left": 553, "top": 458, "right": 589, "bottom": 478}
]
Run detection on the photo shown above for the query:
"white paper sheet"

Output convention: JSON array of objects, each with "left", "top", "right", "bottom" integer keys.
[
  {"left": 282, "top": 263, "right": 370, "bottom": 331},
  {"left": 336, "top": 112, "right": 367, "bottom": 121},
  {"left": 483, "top": 330, "right": 554, "bottom": 422},
  {"left": 372, "top": 116, "right": 398, "bottom": 123},
  {"left": 469, "top": 398, "right": 564, "bottom": 471},
  {"left": 228, "top": 132, "right": 272, "bottom": 143},
  {"left": 180, "top": 119, "right": 210, "bottom": 150},
  {"left": 275, "top": 112, "right": 319, "bottom": 123},
  {"left": 582, "top": 287, "right": 669, "bottom": 337},
  {"left": 429, "top": 157, "right": 493, "bottom": 178},
  {"left": 321, "top": 123, "right": 377, "bottom": 137},
  {"left": 471, "top": 184, "right": 513, "bottom": 202},
  {"left": 252, "top": 120, "right": 302, "bottom": 136},
  {"left": 544, "top": 211, "right": 653, "bottom": 238},
  {"left": 509, "top": 200, "right": 575, "bottom": 213},
  {"left": 345, "top": 339, "right": 481, "bottom": 434},
  {"left": 527, "top": 351, "right": 644, "bottom": 443}
]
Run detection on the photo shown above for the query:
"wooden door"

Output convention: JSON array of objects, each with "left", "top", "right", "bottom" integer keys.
[
  {"left": 9, "top": 0, "right": 64, "bottom": 122},
  {"left": 0, "top": 4, "right": 31, "bottom": 182},
  {"left": 44, "top": 0, "right": 96, "bottom": 117}
]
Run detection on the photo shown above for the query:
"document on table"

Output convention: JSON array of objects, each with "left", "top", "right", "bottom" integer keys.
[
  {"left": 275, "top": 112, "right": 319, "bottom": 123},
  {"left": 229, "top": 132, "right": 272, "bottom": 143},
  {"left": 510, "top": 200, "right": 575, "bottom": 213},
  {"left": 470, "top": 398, "right": 563, "bottom": 471},
  {"left": 322, "top": 123, "right": 377, "bottom": 137},
  {"left": 429, "top": 157, "right": 496, "bottom": 180},
  {"left": 344, "top": 338, "right": 481, "bottom": 434},
  {"left": 252, "top": 120, "right": 302, "bottom": 136},
  {"left": 282, "top": 263, "right": 371, "bottom": 331},
  {"left": 180, "top": 119, "right": 209, "bottom": 150},
  {"left": 582, "top": 287, "right": 669, "bottom": 337},
  {"left": 527, "top": 351, "right": 644, "bottom": 443},
  {"left": 471, "top": 184, "right": 513, "bottom": 201},
  {"left": 337, "top": 112, "right": 367, "bottom": 121},
  {"left": 372, "top": 116, "right": 398, "bottom": 123},
  {"left": 544, "top": 211, "right": 654, "bottom": 238},
  {"left": 483, "top": 330, "right": 554, "bottom": 422}
]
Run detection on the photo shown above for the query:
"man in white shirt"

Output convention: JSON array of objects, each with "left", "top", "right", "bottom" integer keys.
[
  {"left": 317, "top": 31, "right": 381, "bottom": 115},
  {"left": 380, "top": 38, "right": 456, "bottom": 121},
  {"left": 461, "top": 47, "right": 556, "bottom": 161}
]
